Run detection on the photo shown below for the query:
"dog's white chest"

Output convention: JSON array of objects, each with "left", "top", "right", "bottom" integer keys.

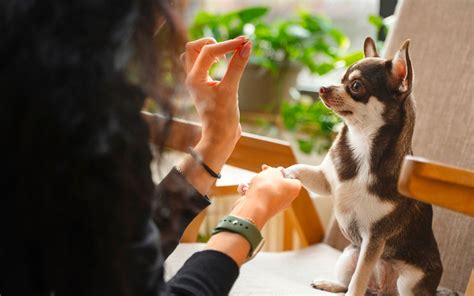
[
  {"left": 329, "top": 128, "right": 394, "bottom": 237},
  {"left": 334, "top": 176, "right": 394, "bottom": 237}
]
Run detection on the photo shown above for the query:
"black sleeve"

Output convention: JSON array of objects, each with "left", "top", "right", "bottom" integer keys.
[
  {"left": 151, "top": 168, "right": 240, "bottom": 294},
  {"left": 168, "top": 250, "right": 240, "bottom": 296},
  {"left": 153, "top": 167, "right": 211, "bottom": 258},
  {"left": 127, "top": 218, "right": 239, "bottom": 296}
]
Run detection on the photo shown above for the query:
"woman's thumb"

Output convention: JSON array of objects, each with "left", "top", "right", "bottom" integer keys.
[{"left": 286, "top": 178, "right": 302, "bottom": 196}]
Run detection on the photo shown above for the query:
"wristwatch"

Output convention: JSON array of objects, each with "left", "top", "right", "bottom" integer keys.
[{"left": 212, "top": 215, "right": 265, "bottom": 261}]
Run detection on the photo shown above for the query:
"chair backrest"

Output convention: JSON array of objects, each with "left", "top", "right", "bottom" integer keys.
[{"left": 384, "top": 0, "right": 474, "bottom": 291}]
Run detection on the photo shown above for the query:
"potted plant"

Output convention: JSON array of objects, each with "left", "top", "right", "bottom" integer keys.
[
  {"left": 281, "top": 95, "right": 341, "bottom": 155},
  {"left": 189, "top": 6, "right": 363, "bottom": 113}
]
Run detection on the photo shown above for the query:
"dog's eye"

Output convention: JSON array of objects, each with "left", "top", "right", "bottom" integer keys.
[{"left": 351, "top": 81, "right": 362, "bottom": 92}]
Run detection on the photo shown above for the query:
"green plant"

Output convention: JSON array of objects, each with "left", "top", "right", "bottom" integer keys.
[
  {"left": 189, "top": 6, "right": 363, "bottom": 75},
  {"left": 368, "top": 14, "right": 391, "bottom": 51},
  {"left": 281, "top": 98, "right": 341, "bottom": 154}
]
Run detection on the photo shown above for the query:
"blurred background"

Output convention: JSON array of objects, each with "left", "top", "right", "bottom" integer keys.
[{"left": 152, "top": 0, "right": 399, "bottom": 251}]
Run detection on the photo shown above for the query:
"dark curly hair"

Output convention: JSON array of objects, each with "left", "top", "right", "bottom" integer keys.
[{"left": 0, "top": 0, "right": 184, "bottom": 295}]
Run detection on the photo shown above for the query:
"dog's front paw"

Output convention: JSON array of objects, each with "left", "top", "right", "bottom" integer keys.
[
  {"left": 282, "top": 164, "right": 301, "bottom": 180},
  {"left": 311, "top": 279, "right": 348, "bottom": 293}
]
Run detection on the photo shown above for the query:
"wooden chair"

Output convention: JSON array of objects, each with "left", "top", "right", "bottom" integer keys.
[
  {"left": 155, "top": 0, "right": 474, "bottom": 294},
  {"left": 398, "top": 156, "right": 474, "bottom": 295},
  {"left": 382, "top": 0, "right": 474, "bottom": 293}
]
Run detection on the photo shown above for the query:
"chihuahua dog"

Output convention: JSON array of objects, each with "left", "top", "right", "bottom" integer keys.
[{"left": 283, "top": 37, "right": 442, "bottom": 296}]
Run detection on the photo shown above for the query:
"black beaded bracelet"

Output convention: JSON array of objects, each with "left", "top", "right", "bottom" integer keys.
[{"left": 188, "top": 147, "right": 222, "bottom": 179}]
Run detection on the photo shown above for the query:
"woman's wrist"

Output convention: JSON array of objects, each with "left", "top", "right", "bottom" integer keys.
[
  {"left": 206, "top": 231, "right": 250, "bottom": 267},
  {"left": 193, "top": 141, "right": 230, "bottom": 173},
  {"left": 201, "top": 125, "right": 240, "bottom": 152},
  {"left": 194, "top": 128, "right": 239, "bottom": 169},
  {"left": 176, "top": 133, "right": 237, "bottom": 195},
  {"left": 229, "top": 198, "right": 268, "bottom": 230}
]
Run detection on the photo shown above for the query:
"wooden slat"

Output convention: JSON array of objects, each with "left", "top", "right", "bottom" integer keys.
[
  {"left": 286, "top": 189, "right": 324, "bottom": 246},
  {"left": 409, "top": 157, "right": 474, "bottom": 188},
  {"left": 228, "top": 133, "right": 297, "bottom": 172},
  {"left": 143, "top": 112, "right": 325, "bottom": 246},
  {"left": 283, "top": 211, "right": 294, "bottom": 250},
  {"left": 209, "top": 184, "right": 239, "bottom": 196},
  {"left": 398, "top": 156, "right": 474, "bottom": 217},
  {"left": 142, "top": 112, "right": 202, "bottom": 152},
  {"left": 180, "top": 210, "right": 207, "bottom": 243},
  {"left": 466, "top": 269, "right": 474, "bottom": 296}
]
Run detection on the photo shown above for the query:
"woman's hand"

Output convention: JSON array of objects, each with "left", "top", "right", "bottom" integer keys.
[
  {"left": 231, "top": 165, "right": 302, "bottom": 229},
  {"left": 177, "top": 37, "right": 251, "bottom": 195},
  {"left": 182, "top": 36, "right": 251, "bottom": 156},
  {"left": 207, "top": 165, "right": 301, "bottom": 266}
]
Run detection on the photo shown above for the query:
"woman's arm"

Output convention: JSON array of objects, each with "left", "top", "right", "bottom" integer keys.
[
  {"left": 134, "top": 166, "right": 301, "bottom": 296},
  {"left": 152, "top": 37, "right": 252, "bottom": 257},
  {"left": 206, "top": 166, "right": 301, "bottom": 266},
  {"left": 176, "top": 37, "right": 251, "bottom": 195},
  {"left": 148, "top": 38, "right": 301, "bottom": 294}
]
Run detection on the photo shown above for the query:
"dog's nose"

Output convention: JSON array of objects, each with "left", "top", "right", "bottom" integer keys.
[{"left": 320, "top": 86, "right": 329, "bottom": 94}]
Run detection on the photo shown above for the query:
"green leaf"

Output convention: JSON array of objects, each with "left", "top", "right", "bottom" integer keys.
[
  {"left": 192, "top": 11, "right": 215, "bottom": 27},
  {"left": 313, "top": 63, "right": 335, "bottom": 75},
  {"left": 286, "top": 24, "right": 311, "bottom": 39},
  {"left": 280, "top": 100, "right": 341, "bottom": 154},
  {"left": 337, "top": 51, "right": 364, "bottom": 67},
  {"left": 368, "top": 15, "right": 384, "bottom": 30},
  {"left": 237, "top": 6, "right": 269, "bottom": 23},
  {"left": 329, "top": 28, "right": 349, "bottom": 49},
  {"left": 297, "top": 139, "right": 314, "bottom": 154}
]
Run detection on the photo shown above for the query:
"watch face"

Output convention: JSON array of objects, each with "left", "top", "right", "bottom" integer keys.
[{"left": 249, "top": 238, "right": 265, "bottom": 260}]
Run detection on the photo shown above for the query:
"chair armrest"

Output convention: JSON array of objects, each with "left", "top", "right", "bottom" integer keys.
[{"left": 398, "top": 156, "right": 474, "bottom": 216}]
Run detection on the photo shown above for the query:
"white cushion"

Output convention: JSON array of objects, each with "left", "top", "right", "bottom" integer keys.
[{"left": 165, "top": 243, "right": 342, "bottom": 295}]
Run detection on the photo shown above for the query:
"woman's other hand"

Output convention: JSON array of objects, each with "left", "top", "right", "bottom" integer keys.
[
  {"left": 207, "top": 165, "right": 301, "bottom": 266},
  {"left": 231, "top": 165, "right": 302, "bottom": 230}
]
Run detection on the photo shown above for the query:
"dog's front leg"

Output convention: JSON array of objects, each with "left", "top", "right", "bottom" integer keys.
[
  {"left": 283, "top": 164, "right": 331, "bottom": 196},
  {"left": 346, "top": 238, "right": 385, "bottom": 296}
]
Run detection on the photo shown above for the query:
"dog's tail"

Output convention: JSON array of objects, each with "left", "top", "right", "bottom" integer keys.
[{"left": 436, "top": 287, "right": 459, "bottom": 296}]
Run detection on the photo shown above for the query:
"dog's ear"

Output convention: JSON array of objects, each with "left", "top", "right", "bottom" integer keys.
[
  {"left": 364, "top": 37, "right": 379, "bottom": 58},
  {"left": 389, "top": 39, "right": 413, "bottom": 94}
]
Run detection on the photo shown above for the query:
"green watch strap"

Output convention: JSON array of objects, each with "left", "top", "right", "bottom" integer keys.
[{"left": 212, "top": 215, "right": 264, "bottom": 259}]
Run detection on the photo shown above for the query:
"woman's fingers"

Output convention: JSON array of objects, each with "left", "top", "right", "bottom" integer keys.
[
  {"left": 285, "top": 178, "right": 302, "bottom": 192},
  {"left": 189, "top": 37, "right": 249, "bottom": 82},
  {"left": 220, "top": 41, "right": 252, "bottom": 92},
  {"left": 183, "top": 37, "right": 217, "bottom": 74}
]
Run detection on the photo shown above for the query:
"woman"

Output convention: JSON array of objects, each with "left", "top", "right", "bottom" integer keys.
[{"left": 0, "top": 1, "right": 301, "bottom": 295}]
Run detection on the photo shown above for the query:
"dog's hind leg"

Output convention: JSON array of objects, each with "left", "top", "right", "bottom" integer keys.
[
  {"left": 397, "top": 262, "right": 442, "bottom": 296},
  {"left": 311, "top": 245, "right": 359, "bottom": 293}
]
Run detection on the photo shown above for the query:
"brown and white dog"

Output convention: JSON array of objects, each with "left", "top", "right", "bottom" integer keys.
[{"left": 283, "top": 37, "right": 443, "bottom": 296}]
